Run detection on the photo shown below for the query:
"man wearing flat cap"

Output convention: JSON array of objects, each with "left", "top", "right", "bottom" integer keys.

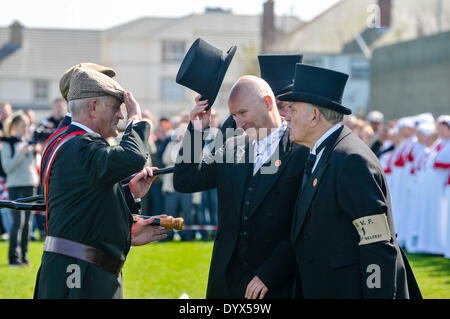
[
  {"left": 282, "top": 63, "right": 422, "bottom": 298},
  {"left": 45, "top": 62, "right": 143, "bottom": 218},
  {"left": 34, "top": 68, "right": 168, "bottom": 298},
  {"left": 57, "top": 62, "right": 117, "bottom": 129}
]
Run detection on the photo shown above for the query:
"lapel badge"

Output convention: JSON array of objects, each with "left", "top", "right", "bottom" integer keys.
[
  {"left": 313, "top": 178, "right": 318, "bottom": 187},
  {"left": 275, "top": 159, "right": 282, "bottom": 167}
]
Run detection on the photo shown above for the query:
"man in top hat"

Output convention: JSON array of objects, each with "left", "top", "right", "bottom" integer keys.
[
  {"left": 258, "top": 54, "right": 303, "bottom": 118},
  {"left": 218, "top": 54, "right": 303, "bottom": 143},
  {"left": 34, "top": 68, "right": 168, "bottom": 298},
  {"left": 174, "top": 75, "right": 308, "bottom": 299},
  {"left": 282, "top": 63, "right": 421, "bottom": 298}
]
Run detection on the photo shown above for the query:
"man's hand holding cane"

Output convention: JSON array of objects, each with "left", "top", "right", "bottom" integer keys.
[
  {"left": 131, "top": 215, "right": 170, "bottom": 246},
  {"left": 129, "top": 166, "right": 158, "bottom": 199}
]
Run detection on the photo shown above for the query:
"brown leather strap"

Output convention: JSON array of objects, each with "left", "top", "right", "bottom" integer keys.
[{"left": 44, "top": 236, "right": 125, "bottom": 276}]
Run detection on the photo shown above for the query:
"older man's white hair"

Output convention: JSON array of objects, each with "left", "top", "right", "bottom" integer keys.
[{"left": 68, "top": 96, "right": 111, "bottom": 118}]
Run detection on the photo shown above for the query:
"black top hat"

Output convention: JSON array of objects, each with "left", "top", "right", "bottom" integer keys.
[
  {"left": 176, "top": 38, "right": 237, "bottom": 110},
  {"left": 258, "top": 54, "right": 303, "bottom": 96},
  {"left": 278, "top": 63, "right": 351, "bottom": 115}
]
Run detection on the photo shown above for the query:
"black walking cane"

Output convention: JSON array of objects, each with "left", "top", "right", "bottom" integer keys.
[{"left": 0, "top": 166, "right": 175, "bottom": 211}]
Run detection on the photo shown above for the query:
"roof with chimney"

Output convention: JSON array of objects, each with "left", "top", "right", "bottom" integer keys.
[
  {"left": 103, "top": 12, "right": 301, "bottom": 40},
  {"left": 0, "top": 24, "right": 101, "bottom": 79},
  {"left": 0, "top": 12, "right": 302, "bottom": 78},
  {"left": 270, "top": 0, "right": 450, "bottom": 55}
]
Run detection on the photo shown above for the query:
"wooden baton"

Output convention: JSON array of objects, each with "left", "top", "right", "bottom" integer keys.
[{"left": 132, "top": 215, "right": 184, "bottom": 231}]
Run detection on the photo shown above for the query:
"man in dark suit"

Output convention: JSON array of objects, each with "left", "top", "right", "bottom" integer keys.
[
  {"left": 34, "top": 68, "right": 168, "bottom": 298},
  {"left": 218, "top": 54, "right": 303, "bottom": 141},
  {"left": 174, "top": 75, "right": 308, "bottom": 299},
  {"left": 281, "top": 63, "right": 421, "bottom": 298}
]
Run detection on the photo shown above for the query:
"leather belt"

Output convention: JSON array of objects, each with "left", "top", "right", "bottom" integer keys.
[{"left": 44, "top": 236, "right": 125, "bottom": 276}]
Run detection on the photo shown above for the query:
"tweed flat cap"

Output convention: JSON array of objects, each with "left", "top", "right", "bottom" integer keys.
[
  {"left": 60, "top": 62, "right": 116, "bottom": 101},
  {"left": 68, "top": 67, "right": 125, "bottom": 102}
]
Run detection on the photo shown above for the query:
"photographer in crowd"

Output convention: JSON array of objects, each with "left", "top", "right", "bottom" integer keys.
[{"left": 1, "top": 111, "right": 40, "bottom": 266}]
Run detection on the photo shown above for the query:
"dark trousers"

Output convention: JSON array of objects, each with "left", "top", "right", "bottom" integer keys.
[
  {"left": 8, "top": 186, "right": 36, "bottom": 264},
  {"left": 141, "top": 182, "right": 164, "bottom": 216},
  {"left": 200, "top": 189, "right": 218, "bottom": 240},
  {"left": 164, "top": 192, "right": 193, "bottom": 241},
  {"left": 34, "top": 252, "right": 123, "bottom": 299},
  {"left": 31, "top": 213, "right": 46, "bottom": 240},
  {"left": 226, "top": 253, "right": 252, "bottom": 298}
]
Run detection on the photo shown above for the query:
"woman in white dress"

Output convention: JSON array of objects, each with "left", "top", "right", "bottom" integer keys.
[
  {"left": 445, "top": 171, "right": 450, "bottom": 259},
  {"left": 405, "top": 123, "right": 436, "bottom": 253},
  {"left": 417, "top": 117, "right": 449, "bottom": 254}
]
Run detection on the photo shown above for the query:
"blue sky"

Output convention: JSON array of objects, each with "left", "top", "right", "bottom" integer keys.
[{"left": 0, "top": 0, "right": 340, "bottom": 29}]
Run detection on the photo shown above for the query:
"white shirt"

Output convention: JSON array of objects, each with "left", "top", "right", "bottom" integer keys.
[
  {"left": 311, "top": 124, "right": 342, "bottom": 173},
  {"left": 71, "top": 121, "right": 94, "bottom": 133},
  {"left": 252, "top": 121, "right": 288, "bottom": 175},
  {"left": 71, "top": 120, "right": 136, "bottom": 134}
]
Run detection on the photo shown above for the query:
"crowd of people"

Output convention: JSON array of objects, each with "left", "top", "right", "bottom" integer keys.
[
  {"left": 344, "top": 111, "right": 450, "bottom": 259},
  {"left": 1, "top": 98, "right": 449, "bottom": 268},
  {"left": 140, "top": 108, "right": 221, "bottom": 242},
  {"left": 0, "top": 98, "right": 221, "bottom": 267},
  {"left": 0, "top": 52, "right": 429, "bottom": 298},
  {"left": 0, "top": 100, "right": 66, "bottom": 266}
]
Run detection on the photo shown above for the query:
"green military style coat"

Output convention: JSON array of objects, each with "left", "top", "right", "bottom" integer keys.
[{"left": 34, "top": 121, "right": 150, "bottom": 298}]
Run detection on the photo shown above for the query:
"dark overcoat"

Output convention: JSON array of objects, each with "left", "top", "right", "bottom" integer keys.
[
  {"left": 174, "top": 123, "right": 308, "bottom": 298},
  {"left": 291, "top": 125, "right": 422, "bottom": 299},
  {"left": 34, "top": 122, "right": 150, "bottom": 298}
]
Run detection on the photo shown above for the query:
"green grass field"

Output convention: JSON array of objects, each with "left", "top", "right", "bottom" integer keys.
[{"left": 0, "top": 240, "right": 449, "bottom": 299}]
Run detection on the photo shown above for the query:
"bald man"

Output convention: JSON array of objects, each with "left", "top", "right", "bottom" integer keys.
[{"left": 174, "top": 75, "right": 308, "bottom": 299}]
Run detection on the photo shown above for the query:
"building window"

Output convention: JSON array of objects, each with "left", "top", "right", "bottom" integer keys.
[
  {"left": 162, "top": 41, "right": 185, "bottom": 62},
  {"left": 33, "top": 80, "right": 49, "bottom": 101},
  {"left": 161, "top": 77, "right": 184, "bottom": 101},
  {"left": 351, "top": 59, "right": 370, "bottom": 79}
]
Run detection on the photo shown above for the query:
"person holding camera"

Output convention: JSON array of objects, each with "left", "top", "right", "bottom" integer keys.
[{"left": 1, "top": 111, "right": 39, "bottom": 266}]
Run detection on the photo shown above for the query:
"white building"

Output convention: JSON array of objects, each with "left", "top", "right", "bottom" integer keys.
[
  {"left": 270, "top": 0, "right": 450, "bottom": 116},
  {"left": 0, "top": 22, "right": 101, "bottom": 119},
  {"left": 0, "top": 9, "right": 301, "bottom": 121}
]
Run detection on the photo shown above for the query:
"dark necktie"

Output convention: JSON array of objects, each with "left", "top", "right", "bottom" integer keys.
[
  {"left": 301, "top": 142, "right": 327, "bottom": 191},
  {"left": 304, "top": 153, "right": 317, "bottom": 176}
]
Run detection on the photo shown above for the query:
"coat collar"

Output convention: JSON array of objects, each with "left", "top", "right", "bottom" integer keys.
[
  {"left": 291, "top": 125, "right": 352, "bottom": 242},
  {"left": 247, "top": 130, "right": 295, "bottom": 218},
  {"left": 69, "top": 121, "right": 94, "bottom": 133},
  {"left": 230, "top": 134, "right": 252, "bottom": 211},
  {"left": 230, "top": 129, "right": 295, "bottom": 217}
]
